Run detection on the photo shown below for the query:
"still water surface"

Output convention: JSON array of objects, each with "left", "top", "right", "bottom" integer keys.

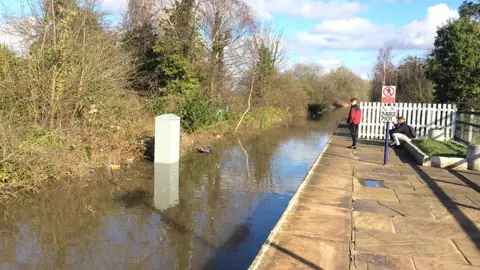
[{"left": 0, "top": 110, "right": 345, "bottom": 270}]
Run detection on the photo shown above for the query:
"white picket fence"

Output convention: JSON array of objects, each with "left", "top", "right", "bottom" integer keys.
[{"left": 359, "top": 102, "right": 458, "bottom": 140}]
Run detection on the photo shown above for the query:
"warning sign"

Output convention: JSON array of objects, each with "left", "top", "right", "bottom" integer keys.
[{"left": 382, "top": 86, "right": 396, "bottom": 103}]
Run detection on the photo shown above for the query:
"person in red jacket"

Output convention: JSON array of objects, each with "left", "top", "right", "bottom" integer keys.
[{"left": 347, "top": 98, "right": 362, "bottom": 149}]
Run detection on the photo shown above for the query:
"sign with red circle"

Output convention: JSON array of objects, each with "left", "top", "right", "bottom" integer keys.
[{"left": 382, "top": 86, "right": 396, "bottom": 103}]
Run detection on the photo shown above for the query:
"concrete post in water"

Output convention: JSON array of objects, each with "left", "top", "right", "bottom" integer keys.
[
  {"left": 467, "top": 145, "right": 480, "bottom": 171},
  {"left": 155, "top": 114, "right": 180, "bottom": 163},
  {"left": 154, "top": 162, "right": 179, "bottom": 210}
]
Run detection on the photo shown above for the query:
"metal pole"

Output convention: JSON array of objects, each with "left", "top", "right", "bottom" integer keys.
[{"left": 384, "top": 122, "right": 390, "bottom": 165}]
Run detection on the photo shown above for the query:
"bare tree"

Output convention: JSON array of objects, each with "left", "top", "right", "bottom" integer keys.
[
  {"left": 199, "top": 0, "right": 256, "bottom": 100},
  {"left": 371, "top": 45, "right": 397, "bottom": 101},
  {"left": 121, "top": 0, "right": 158, "bottom": 91},
  {"left": 250, "top": 24, "right": 286, "bottom": 104}
]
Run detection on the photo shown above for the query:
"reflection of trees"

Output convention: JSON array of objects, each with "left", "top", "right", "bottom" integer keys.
[
  {"left": 250, "top": 135, "right": 273, "bottom": 184},
  {"left": 0, "top": 165, "right": 156, "bottom": 268},
  {"left": 0, "top": 110, "right": 345, "bottom": 268}
]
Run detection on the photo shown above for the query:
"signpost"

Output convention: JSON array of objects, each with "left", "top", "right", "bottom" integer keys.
[{"left": 381, "top": 87, "right": 397, "bottom": 165}]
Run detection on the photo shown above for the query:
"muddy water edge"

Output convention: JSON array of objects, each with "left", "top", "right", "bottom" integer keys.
[{"left": 0, "top": 109, "right": 347, "bottom": 270}]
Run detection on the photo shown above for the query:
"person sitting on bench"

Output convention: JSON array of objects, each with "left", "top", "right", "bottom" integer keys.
[{"left": 389, "top": 116, "right": 416, "bottom": 148}]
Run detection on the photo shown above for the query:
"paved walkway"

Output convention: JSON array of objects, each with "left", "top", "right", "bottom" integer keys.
[{"left": 250, "top": 124, "right": 480, "bottom": 270}]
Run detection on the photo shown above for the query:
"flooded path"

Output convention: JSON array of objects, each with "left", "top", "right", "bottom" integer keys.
[{"left": 0, "top": 110, "right": 345, "bottom": 270}]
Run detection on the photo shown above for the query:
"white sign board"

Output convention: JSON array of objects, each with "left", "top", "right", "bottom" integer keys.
[
  {"left": 381, "top": 106, "right": 397, "bottom": 123},
  {"left": 382, "top": 86, "right": 396, "bottom": 103}
]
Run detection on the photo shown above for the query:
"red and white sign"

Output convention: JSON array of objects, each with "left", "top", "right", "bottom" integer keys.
[{"left": 382, "top": 86, "right": 396, "bottom": 103}]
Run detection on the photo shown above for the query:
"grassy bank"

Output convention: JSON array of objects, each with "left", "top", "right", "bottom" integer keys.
[
  {"left": 0, "top": 1, "right": 370, "bottom": 202},
  {"left": 412, "top": 139, "right": 467, "bottom": 158},
  {"left": 0, "top": 104, "right": 295, "bottom": 201}
]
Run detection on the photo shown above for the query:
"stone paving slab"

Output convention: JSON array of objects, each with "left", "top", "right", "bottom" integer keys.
[
  {"left": 454, "top": 239, "right": 480, "bottom": 266},
  {"left": 258, "top": 233, "right": 350, "bottom": 270},
  {"left": 353, "top": 177, "right": 415, "bottom": 191},
  {"left": 282, "top": 204, "right": 351, "bottom": 241},
  {"left": 313, "top": 165, "right": 353, "bottom": 176},
  {"left": 296, "top": 186, "right": 351, "bottom": 209},
  {"left": 317, "top": 157, "right": 353, "bottom": 168},
  {"left": 354, "top": 172, "right": 411, "bottom": 182},
  {"left": 354, "top": 199, "right": 434, "bottom": 218},
  {"left": 352, "top": 252, "right": 414, "bottom": 270},
  {"left": 392, "top": 216, "right": 480, "bottom": 240},
  {"left": 355, "top": 230, "right": 467, "bottom": 264},
  {"left": 250, "top": 125, "right": 480, "bottom": 270},
  {"left": 308, "top": 173, "right": 353, "bottom": 189},
  {"left": 353, "top": 187, "right": 399, "bottom": 202},
  {"left": 394, "top": 190, "right": 478, "bottom": 208},
  {"left": 354, "top": 211, "right": 393, "bottom": 233},
  {"left": 429, "top": 204, "right": 480, "bottom": 222},
  {"left": 413, "top": 258, "right": 480, "bottom": 270}
]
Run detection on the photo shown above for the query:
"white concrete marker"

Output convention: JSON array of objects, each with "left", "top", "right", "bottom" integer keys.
[{"left": 155, "top": 114, "right": 180, "bottom": 163}]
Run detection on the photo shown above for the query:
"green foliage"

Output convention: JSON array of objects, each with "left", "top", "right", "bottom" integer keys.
[
  {"left": 255, "top": 107, "right": 290, "bottom": 129},
  {"left": 180, "top": 90, "right": 216, "bottom": 133},
  {"left": 153, "top": 43, "right": 200, "bottom": 95},
  {"left": 459, "top": 1, "right": 480, "bottom": 21},
  {"left": 20, "top": 126, "right": 65, "bottom": 150},
  {"left": 412, "top": 139, "right": 467, "bottom": 158},
  {"left": 397, "top": 56, "right": 434, "bottom": 103},
  {"left": 149, "top": 96, "right": 166, "bottom": 115},
  {"left": 0, "top": 164, "right": 10, "bottom": 183},
  {"left": 426, "top": 17, "right": 480, "bottom": 110}
]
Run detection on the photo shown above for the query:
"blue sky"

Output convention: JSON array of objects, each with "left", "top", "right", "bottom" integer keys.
[
  {"left": 237, "top": 0, "right": 463, "bottom": 79},
  {"left": 1, "top": 0, "right": 464, "bottom": 79}
]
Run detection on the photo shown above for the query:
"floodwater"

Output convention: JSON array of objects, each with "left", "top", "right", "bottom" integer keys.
[{"left": 0, "top": 110, "right": 346, "bottom": 270}]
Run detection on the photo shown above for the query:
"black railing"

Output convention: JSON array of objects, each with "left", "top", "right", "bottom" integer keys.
[{"left": 455, "top": 111, "right": 479, "bottom": 144}]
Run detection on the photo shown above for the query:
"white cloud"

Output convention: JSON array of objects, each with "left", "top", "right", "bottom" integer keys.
[
  {"left": 316, "top": 55, "right": 342, "bottom": 70},
  {"left": 289, "top": 54, "right": 342, "bottom": 71},
  {"left": 241, "top": 0, "right": 367, "bottom": 20},
  {"left": 297, "top": 3, "right": 459, "bottom": 50}
]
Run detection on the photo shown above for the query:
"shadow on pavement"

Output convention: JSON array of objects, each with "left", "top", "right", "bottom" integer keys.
[
  {"left": 268, "top": 242, "right": 324, "bottom": 270},
  {"left": 396, "top": 150, "right": 480, "bottom": 250},
  {"left": 448, "top": 169, "right": 480, "bottom": 193}
]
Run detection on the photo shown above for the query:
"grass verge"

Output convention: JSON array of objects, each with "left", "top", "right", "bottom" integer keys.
[{"left": 411, "top": 139, "right": 467, "bottom": 158}]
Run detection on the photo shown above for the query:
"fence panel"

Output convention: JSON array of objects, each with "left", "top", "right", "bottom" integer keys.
[
  {"left": 455, "top": 111, "right": 479, "bottom": 144},
  {"left": 359, "top": 102, "right": 458, "bottom": 140}
]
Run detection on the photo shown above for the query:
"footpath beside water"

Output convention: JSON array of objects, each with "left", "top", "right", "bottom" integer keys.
[{"left": 250, "top": 124, "right": 480, "bottom": 270}]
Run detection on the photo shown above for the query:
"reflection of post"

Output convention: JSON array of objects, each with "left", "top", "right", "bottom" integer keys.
[{"left": 154, "top": 162, "right": 179, "bottom": 211}]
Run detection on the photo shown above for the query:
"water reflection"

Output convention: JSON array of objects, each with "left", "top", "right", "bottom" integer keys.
[
  {"left": 154, "top": 162, "right": 180, "bottom": 211},
  {"left": 0, "top": 109, "right": 347, "bottom": 269}
]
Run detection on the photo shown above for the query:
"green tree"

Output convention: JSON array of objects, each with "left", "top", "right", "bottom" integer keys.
[
  {"left": 397, "top": 56, "right": 434, "bottom": 103},
  {"left": 459, "top": 1, "right": 480, "bottom": 22},
  {"left": 425, "top": 13, "right": 480, "bottom": 110}
]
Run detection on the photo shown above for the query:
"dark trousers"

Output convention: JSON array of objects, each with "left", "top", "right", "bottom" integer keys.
[{"left": 349, "top": 124, "right": 359, "bottom": 146}]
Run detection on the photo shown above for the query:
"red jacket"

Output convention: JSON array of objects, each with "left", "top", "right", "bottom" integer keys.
[{"left": 348, "top": 105, "right": 362, "bottom": 125}]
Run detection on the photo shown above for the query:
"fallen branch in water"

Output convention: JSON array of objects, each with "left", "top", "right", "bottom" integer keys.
[{"left": 235, "top": 72, "right": 255, "bottom": 134}]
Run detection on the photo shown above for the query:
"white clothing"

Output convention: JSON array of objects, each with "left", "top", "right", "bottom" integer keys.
[{"left": 392, "top": 133, "right": 411, "bottom": 146}]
